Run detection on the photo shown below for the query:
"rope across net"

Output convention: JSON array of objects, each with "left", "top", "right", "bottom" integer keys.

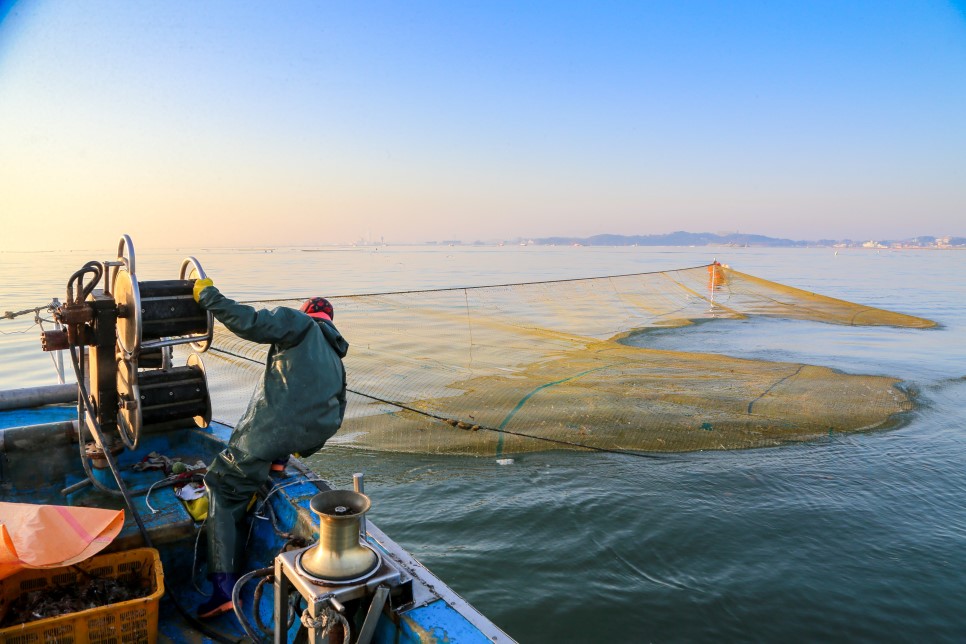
[{"left": 182, "top": 264, "right": 934, "bottom": 456}]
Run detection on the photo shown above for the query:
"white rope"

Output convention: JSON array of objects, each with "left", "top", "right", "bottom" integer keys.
[{"left": 144, "top": 474, "right": 178, "bottom": 513}]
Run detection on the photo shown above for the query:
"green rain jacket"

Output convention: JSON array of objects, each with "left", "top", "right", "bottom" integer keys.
[{"left": 199, "top": 287, "right": 349, "bottom": 461}]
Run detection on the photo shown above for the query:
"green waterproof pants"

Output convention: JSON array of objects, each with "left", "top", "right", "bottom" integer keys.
[{"left": 203, "top": 445, "right": 271, "bottom": 574}]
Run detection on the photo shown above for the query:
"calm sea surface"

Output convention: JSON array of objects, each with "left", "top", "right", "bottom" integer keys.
[{"left": 2, "top": 245, "right": 965, "bottom": 642}]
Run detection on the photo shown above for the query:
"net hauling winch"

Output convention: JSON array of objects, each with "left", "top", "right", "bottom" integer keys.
[{"left": 42, "top": 233, "right": 213, "bottom": 460}]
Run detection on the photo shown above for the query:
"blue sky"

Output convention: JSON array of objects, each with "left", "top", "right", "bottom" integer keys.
[{"left": 1, "top": 1, "right": 964, "bottom": 250}]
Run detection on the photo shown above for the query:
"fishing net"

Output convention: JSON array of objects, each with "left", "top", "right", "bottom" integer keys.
[{"left": 179, "top": 264, "right": 935, "bottom": 456}]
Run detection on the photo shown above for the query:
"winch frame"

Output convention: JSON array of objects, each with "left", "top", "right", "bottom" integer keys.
[{"left": 273, "top": 547, "right": 413, "bottom": 644}]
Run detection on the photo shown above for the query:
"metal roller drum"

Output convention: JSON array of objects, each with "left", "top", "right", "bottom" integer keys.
[
  {"left": 114, "top": 271, "right": 212, "bottom": 356},
  {"left": 117, "top": 353, "right": 212, "bottom": 449}
]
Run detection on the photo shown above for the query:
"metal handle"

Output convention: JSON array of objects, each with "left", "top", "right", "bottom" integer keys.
[{"left": 353, "top": 473, "right": 367, "bottom": 539}]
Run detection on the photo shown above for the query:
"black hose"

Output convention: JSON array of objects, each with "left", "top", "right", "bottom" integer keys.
[
  {"left": 71, "top": 344, "right": 128, "bottom": 498},
  {"left": 252, "top": 575, "right": 273, "bottom": 636},
  {"left": 68, "top": 343, "right": 150, "bottom": 536},
  {"left": 232, "top": 567, "right": 274, "bottom": 644},
  {"left": 67, "top": 261, "right": 103, "bottom": 304},
  {"left": 252, "top": 574, "right": 300, "bottom": 636}
]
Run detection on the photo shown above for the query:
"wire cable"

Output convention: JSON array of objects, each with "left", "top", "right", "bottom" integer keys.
[
  {"left": 241, "top": 264, "right": 714, "bottom": 304},
  {"left": 209, "top": 346, "right": 666, "bottom": 460}
]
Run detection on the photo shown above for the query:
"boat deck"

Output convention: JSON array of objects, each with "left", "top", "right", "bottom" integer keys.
[{"left": 0, "top": 407, "right": 509, "bottom": 643}]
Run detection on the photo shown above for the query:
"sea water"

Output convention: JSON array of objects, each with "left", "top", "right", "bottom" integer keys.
[{"left": 1, "top": 245, "right": 965, "bottom": 641}]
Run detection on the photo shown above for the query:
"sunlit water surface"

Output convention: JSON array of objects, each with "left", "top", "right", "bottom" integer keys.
[{"left": 2, "top": 245, "right": 964, "bottom": 641}]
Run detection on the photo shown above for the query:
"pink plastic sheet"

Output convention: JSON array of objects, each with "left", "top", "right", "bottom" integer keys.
[{"left": 0, "top": 502, "right": 124, "bottom": 580}]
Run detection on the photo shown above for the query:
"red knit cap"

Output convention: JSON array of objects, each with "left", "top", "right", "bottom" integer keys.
[{"left": 300, "top": 297, "right": 334, "bottom": 321}]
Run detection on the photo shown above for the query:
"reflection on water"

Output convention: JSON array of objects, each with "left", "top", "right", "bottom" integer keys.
[{"left": 3, "top": 245, "right": 966, "bottom": 640}]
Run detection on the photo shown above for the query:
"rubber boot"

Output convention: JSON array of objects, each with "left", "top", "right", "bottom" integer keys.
[
  {"left": 270, "top": 455, "right": 291, "bottom": 476},
  {"left": 198, "top": 572, "right": 238, "bottom": 619}
]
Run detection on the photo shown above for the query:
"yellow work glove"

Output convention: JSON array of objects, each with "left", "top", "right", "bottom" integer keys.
[{"left": 193, "top": 278, "right": 214, "bottom": 302}]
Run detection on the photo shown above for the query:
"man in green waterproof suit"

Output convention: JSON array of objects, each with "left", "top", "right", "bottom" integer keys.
[{"left": 192, "top": 279, "right": 349, "bottom": 618}]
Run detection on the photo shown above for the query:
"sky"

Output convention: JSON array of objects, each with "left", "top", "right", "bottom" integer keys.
[{"left": 0, "top": 1, "right": 964, "bottom": 250}]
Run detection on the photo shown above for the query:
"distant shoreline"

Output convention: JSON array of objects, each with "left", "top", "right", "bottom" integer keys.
[
  {"left": 420, "top": 231, "right": 965, "bottom": 250},
  {"left": 3, "top": 233, "right": 965, "bottom": 254}
]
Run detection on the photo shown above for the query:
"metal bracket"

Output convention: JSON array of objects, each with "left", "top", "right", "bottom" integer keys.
[{"left": 357, "top": 585, "right": 390, "bottom": 644}]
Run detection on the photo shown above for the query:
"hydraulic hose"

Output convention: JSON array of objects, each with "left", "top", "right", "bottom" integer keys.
[
  {"left": 232, "top": 567, "right": 274, "bottom": 643},
  {"left": 68, "top": 342, "right": 152, "bottom": 544}
]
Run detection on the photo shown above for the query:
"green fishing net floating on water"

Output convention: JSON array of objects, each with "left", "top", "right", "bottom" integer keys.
[{"left": 183, "top": 264, "right": 935, "bottom": 456}]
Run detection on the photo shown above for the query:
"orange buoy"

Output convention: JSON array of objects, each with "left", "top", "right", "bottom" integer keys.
[{"left": 707, "top": 261, "right": 726, "bottom": 289}]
